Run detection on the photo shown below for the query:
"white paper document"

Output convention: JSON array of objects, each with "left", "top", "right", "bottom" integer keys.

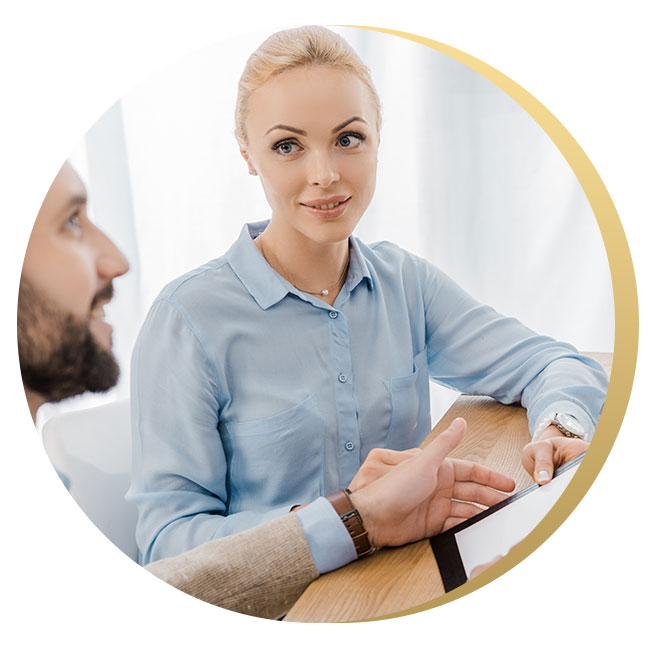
[{"left": 455, "top": 462, "right": 580, "bottom": 577}]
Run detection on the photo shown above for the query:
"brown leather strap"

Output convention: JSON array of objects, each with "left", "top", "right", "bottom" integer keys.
[{"left": 325, "top": 489, "right": 373, "bottom": 557}]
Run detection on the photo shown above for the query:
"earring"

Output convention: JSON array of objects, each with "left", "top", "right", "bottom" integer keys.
[{"left": 248, "top": 170, "right": 256, "bottom": 176}]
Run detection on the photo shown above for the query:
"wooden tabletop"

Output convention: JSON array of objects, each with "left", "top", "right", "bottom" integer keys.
[{"left": 285, "top": 352, "right": 612, "bottom": 623}]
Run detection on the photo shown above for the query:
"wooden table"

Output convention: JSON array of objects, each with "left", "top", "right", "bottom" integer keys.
[{"left": 285, "top": 353, "right": 612, "bottom": 623}]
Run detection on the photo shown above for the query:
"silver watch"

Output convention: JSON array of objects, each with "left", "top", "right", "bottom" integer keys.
[{"left": 550, "top": 413, "right": 588, "bottom": 440}]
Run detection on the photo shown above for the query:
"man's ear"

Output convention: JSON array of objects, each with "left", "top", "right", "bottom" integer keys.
[{"left": 240, "top": 149, "right": 258, "bottom": 176}]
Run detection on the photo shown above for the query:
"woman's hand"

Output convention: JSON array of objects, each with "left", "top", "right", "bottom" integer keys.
[
  {"left": 350, "top": 418, "right": 516, "bottom": 548},
  {"left": 522, "top": 426, "right": 589, "bottom": 485},
  {"left": 347, "top": 447, "right": 421, "bottom": 491}
]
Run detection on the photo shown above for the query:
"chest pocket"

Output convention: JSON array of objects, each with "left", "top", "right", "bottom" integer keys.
[
  {"left": 223, "top": 395, "right": 325, "bottom": 513},
  {"left": 384, "top": 348, "right": 431, "bottom": 450}
]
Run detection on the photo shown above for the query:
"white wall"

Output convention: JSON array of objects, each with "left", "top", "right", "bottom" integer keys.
[{"left": 39, "top": 25, "right": 614, "bottom": 426}]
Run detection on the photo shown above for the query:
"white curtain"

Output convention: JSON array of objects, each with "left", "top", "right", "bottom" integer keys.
[{"left": 39, "top": 26, "right": 613, "bottom": 427}]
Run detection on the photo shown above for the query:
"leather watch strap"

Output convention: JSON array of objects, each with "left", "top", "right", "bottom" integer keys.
[{"left": 325, "top": 488, "right": 373, "bottom": 557}]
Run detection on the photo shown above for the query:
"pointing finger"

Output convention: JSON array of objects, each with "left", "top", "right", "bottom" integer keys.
[{"left": 421, "top": 418, "right": 467, "bottom": 467}]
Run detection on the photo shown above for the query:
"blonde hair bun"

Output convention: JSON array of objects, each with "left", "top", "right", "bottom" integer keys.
[{"left": 235, "top": 26, "right": 382, "bottom": 145}]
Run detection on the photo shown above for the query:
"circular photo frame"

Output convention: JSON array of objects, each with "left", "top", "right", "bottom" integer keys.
[
  {"left": 349, "top": 25, "right": 637, "bottom": 621},
  {"left": 19, "top": 24, "right": 636, "bottom": 624}
]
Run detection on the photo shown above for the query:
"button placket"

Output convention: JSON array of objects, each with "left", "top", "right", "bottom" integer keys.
[{"left": 326, "top": 308, "right": 361, "bottom": 484}]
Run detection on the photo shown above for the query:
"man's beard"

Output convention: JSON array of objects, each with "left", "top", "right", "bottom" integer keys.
[{"left": 17, "top": 278, "right": 120, "bottom": 402}]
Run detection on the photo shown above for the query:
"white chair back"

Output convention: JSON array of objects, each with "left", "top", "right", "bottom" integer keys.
[{"left": 42, "top": 399, "right": 139, "bottom": 561}]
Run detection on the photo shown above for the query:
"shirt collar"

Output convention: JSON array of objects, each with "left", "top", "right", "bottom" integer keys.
[
  {"left": 225, "top": 221, "right": 289, "bottom": 310},
  {"left": 226, "top": 221, "right": 374, "bottom": 310},
  {"left": 347, "top": 235, "right": 375, "bottom": 292}
]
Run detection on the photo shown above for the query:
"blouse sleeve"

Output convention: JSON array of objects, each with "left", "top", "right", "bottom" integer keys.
[
  {"left": 414, "top": 256, "right": 609, "bottom": 438},
  {"left": 128, "top": 298, "right": 291, "bottom": 564}
]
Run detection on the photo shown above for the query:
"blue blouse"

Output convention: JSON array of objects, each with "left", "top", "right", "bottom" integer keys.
[{"left": 128, "top": 220, "right": 608, "bottom": 565}]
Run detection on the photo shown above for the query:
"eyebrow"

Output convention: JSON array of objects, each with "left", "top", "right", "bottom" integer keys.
[
  {"left": 264, "top": 116, "right": 368, "bottom": 137},
  {"left": 265, "top": 124, "right": 307, "bottom": 136},
  {"left": 60, "top": 194, "right": 87, "bottom": 213},
  {"left": 331, "top": 116, "right": 368, "bottom": 133}
]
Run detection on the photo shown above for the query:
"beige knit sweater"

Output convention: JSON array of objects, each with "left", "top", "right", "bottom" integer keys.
[{"left": 146, "top": 513, "right": 319, "bottom": 619}]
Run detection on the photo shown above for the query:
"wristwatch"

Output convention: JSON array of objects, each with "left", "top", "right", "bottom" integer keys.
[
  {"left": 325, "top": 489, "right": 374, "bottom": 557},
  {"left": 533, "top": 412, "right": 588, "bottom": 442}
]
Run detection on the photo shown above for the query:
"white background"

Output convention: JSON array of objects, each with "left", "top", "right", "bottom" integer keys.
[
  {"left": 36, "top": 21, "right": 615, "bottom": 427},
  {"left": 1, "top": 1, "right": 646, "bottom": 647}
]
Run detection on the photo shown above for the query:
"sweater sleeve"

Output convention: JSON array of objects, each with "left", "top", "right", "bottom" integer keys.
[{"left": 145, "top": 513, "right": 319, "bottom": 619}]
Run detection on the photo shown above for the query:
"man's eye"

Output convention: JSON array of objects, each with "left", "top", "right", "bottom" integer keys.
[
  {"left": 63, "top": 212, "right": 82, "bottom": 232},
  {"left": 272, "top": 139, "right": 302, "bottom": 155},
  {"left": 337, "top": 132, "right": 365, "bottom": 149}
]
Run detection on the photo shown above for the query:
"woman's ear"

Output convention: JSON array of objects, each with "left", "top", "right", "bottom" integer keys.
[{"left": 240, "top": 149, "right": 258, "bottom": 176}]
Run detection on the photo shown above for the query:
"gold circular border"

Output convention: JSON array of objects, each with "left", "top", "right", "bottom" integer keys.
[{"left": 337, "top": 25, "right": 639, "bottom": 622}]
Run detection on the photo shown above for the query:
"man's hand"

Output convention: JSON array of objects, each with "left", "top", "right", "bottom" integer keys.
[
  {"left": 522, "top": 427, "right": 588, "bottom": 485},
  {"left": 469, "top": 555, "right": 505, "bottom": 580},
  {"left": 468, "top": 543, "right": 520, "bottom": 580},
  {"left": 295, "top": 447, "right": 420, "bottom": 512},
  {"left": 347, "top": 447, "right": 421, "bottom": 492},
  {"left": 350, "top": 418, "right": 515, "bottom": 548}
]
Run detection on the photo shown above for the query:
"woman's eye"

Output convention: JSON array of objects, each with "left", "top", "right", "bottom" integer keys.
[
  {"left": 273, "top": 139, "right": 302, "bottom": 155},
  {"left": 337, "top": 132, "right": 365, "bottom": 149}
]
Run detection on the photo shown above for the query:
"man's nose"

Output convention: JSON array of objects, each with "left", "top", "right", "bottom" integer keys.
[{"left": 94, "top": 226, "right": 130, "bottom": 280}]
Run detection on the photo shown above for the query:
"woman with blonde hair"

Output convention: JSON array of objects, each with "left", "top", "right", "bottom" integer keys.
[{"left": 129, "top": 26, "right": 607, "bottom": 567}]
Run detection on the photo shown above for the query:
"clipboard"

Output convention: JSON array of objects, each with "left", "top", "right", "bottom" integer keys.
[{"left": 429, "top": 452, "right": 585, "bottom": 592}]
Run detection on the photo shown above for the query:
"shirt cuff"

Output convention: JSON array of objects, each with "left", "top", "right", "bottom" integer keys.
[{"left": 294, "top": 497, "right": 357, "bottom": 574}]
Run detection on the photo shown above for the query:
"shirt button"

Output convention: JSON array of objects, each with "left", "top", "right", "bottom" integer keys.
[
  {"left": 329, "top": 311, "right": 338, "bottom": 319},
  {"left": 338, "top": 373, "right": 347, "bottom": 383},
  {"left": 345, "top": 441, "right": 355, "bottom": 451}
]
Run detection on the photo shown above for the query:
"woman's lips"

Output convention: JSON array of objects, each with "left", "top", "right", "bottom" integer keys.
[{"left": 300, "top": 196, "right": 351, "bottom": 219}]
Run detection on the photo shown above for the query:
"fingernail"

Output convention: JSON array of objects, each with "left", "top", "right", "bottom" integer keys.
[
  {"left": 537, "top": 470, "right": 550, "bottom": 483},
  {"left": 452, "top": 417, "right": 464, "bottom": 428}
]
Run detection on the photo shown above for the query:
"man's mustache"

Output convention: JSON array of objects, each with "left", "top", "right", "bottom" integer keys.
[{"left": 91, "top": 283, "right": 114, "bottom": 310}]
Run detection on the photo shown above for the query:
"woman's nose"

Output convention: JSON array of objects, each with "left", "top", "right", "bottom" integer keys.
[{"left": 307, "top": 151, "right": 340, "bottom": 187}]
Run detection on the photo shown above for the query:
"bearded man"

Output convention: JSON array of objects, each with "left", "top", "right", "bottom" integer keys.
[{"left": 16, "top": 162, "right": 516, "bottom": 618}]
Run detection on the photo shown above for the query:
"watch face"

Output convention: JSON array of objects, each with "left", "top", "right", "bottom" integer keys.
[{"left": 556, "top": 413, "right": 586, "bottom": 437}]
